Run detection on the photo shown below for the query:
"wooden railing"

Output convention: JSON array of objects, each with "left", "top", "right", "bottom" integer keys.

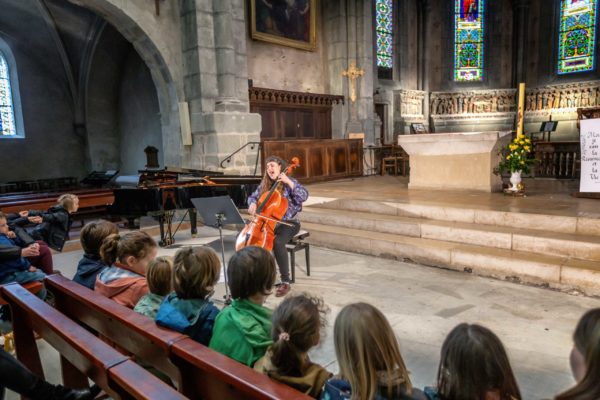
[{"left": 534, "top": 141, "right": 580, "bottom": 179}]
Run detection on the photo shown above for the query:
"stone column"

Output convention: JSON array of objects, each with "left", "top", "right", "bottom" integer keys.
[
  {"left": 417, "top": 0, "right": 431, "bottom": 130},
  {"left": 342, "top": 0, "right": 375, "bottom": 142},
  {"left": 212, "top": 0, "right": 245, "bottom": 111},
  {"left": 512, "top": 0, "right": 530, "bottom": 86},
  {"left": 324, "top": 0, "right": 349, "bottom": 138},
  {"left": 179, "top": 0, "right": 260, "bottom": 173}
]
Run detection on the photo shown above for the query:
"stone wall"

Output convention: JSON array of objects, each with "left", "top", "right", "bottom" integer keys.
[
  {"left": 245, "top": 2, "right": 327, "bottom": 93},
  {"left": 393, "top": 89, "right": 427, "bottom": 135}
]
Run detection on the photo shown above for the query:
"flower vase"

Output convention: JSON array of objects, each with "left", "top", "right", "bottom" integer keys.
[{"left": 509, "top": 170, "right": 522, "bottom": 191}]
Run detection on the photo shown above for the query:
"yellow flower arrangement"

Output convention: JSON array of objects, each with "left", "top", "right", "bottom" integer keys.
[{"left": 498, "top": 133, "right": 535, "bottom": 174}]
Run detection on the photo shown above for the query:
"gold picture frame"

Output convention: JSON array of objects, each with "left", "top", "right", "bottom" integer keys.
[{"left": 250, "top": 0, "right": 317, "bottom": 51}]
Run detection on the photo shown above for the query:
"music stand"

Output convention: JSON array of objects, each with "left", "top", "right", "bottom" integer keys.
[
  {"left": 539, "top": 120, "right": 558, "bottom": 141},
  {"left": 191, "top": 196, "right": 245, "bottom": 305}
]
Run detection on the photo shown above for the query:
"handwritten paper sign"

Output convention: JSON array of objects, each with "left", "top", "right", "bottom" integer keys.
[{"left": 580, "top": 119, "right": 600, "bottom": 192}]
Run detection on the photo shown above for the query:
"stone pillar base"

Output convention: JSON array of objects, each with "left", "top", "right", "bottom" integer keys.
[{"left": 191, "top": 111, "right": 261, "bottom": 174}]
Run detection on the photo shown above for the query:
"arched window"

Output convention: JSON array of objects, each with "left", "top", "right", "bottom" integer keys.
[
  {"left": 454, "top": 0, "right": 485, "bottom": 82},
  {"left": 557, "top": 0, "right": 598, "bottom": 74},
  {"left": 375, "top": 0, "right": 393, "bottom": 79},
  {"left": 0, "top": 52, "right": 16, "bottom": 136}
]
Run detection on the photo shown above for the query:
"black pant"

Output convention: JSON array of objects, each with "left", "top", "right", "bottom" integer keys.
[
  {"left": 273, "top": 221, "right": 300, "bottom": 283},
  {"left": 0, "top": 347, "right": 43, "bottom": 400}
]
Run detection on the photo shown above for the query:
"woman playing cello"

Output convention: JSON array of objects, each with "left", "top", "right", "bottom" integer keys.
[{"left": 247, "top": 155, "right": 309, "bottom": 297}]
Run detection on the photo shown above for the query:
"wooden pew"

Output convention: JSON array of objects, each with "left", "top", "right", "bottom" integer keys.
[
  {"left": 46, "top": 274, "right": 312, "bottom": 400},
  {"left": 0, "top": 283, "right": 186, "bottom": 400},
  {"left": 0, "top": 281, "right": 43, "bottom": 306},
  {"left": 0, "top": 188, "right": 114, "bottom": 215}
]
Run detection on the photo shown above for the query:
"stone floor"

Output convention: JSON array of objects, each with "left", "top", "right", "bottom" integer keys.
[
  {"left": 6, "top": 224, "right": 600, "bottom": 400},
  {"left": 5, "top": 175, "right": 600, "bottom": 399},
  {"left": 307, "top": 175, "right": 600, "bottom": 219}
]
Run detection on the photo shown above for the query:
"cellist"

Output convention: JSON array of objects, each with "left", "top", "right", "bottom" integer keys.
[{"left": 247, "top": 155, "right": 309, "bottom": 297}]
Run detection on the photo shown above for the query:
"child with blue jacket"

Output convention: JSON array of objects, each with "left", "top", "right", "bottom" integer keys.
[{"left": 155, "top": 247, "right": 220, "bottom": 345}]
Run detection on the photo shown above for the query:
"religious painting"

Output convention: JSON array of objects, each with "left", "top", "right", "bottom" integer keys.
[
  {"left": 454, "top": 0, "right": 485, "bottom": 82},
  {"left": 250, "top": 0, "right": 317, "bottom": 51},
  {"left": 557, "top": 0, "right": 598, "bottom": 74}
]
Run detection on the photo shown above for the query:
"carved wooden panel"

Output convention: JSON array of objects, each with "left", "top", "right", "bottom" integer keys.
[
  {"left": 262, "top": 139, "right": 363, "bottom": 183},
  {"left": 249, "top": 87, "right": 344, "bottom": 141}
]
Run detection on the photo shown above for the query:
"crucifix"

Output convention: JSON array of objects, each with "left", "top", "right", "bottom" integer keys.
[{"left": 342, "top": 63, "right": 365, "bottom": 103}]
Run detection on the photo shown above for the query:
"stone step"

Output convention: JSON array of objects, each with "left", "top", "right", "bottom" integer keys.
[
  {"left": 301, "top": 207, "right": 600, "bottom": 261},
  {"left": 305, "top": 196, "right": 600, "bottom": 237},
  {"left": 301, "top": 222, "right": 600, "bottom": 296}
]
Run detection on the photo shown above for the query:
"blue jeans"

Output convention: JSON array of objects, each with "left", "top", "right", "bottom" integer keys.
[{"left": 0, "top": 270, "right": 47, "bottom": 299}]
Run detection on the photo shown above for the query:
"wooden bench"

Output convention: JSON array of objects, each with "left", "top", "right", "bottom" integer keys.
[
  {"left": 45, "top": 274, "right": 312, "bottom": 400},
  {"left": 287, "top": 230, "right": 310, "bottom": 283},
  {"left": 0, "top": 188, "right": 114, "bottom": 215},
  {"left": 0, "top": 283, "right": 186, "bottom": 400},
  {"left": 0, "top": 281, "right": 44, "bottom": 306}
]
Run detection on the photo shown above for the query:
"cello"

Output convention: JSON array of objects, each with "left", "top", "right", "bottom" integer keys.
[{"left": 235, "top": 157, "right": 300, "bottom": 252}]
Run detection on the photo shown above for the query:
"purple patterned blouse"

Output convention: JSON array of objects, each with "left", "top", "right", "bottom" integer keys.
[{"left": 248, "top": 177, "right": 309, "bottom": 221}]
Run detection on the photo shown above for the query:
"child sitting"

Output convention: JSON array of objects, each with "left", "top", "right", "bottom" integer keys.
[
  {"left": 155, "top": 247, "right": 220, "bottom": 345},
  {"left": 321, "top": 302, "right": 427, "bottom": 400},
  {"left": 73, "top": 221, "right": 119, "bottom": 290},
  {"left": 425, "top": 323, "right": 521, "bottom": 400},
  {"left": 209, "top": 246, "right": 276, "bottom": 366},
  {"left": 134, "top": 256, "right": 173, "bottom": 319},
  {"left": 555, "top": 308, "right": 600, "bottom": 400},
  {"left": 95, "top": 231, "right": 157, "bottom": 309},
  {"left": 0, "top": 212, "right": 46, "bottom": 299},
  {"left": 22, "top": 194, "right": 79, "bottom": 252},
  {"left": 254, "top": 293, "right": 331, "bottom": 398}
]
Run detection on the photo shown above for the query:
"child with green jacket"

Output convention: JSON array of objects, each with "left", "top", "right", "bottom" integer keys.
[{"left": 209, "top": 246, "right": 277, "bottom": 367}]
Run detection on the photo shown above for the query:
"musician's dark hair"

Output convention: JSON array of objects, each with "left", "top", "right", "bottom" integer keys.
[
  {"left": 173, "top": 246, "right": 221, "bottom": 299},
  {"left": 146, "top": 256, "right": 173, "bottom": 296},
  {"left": 437, "top": 323, "right": 521, "bottom": 400},
  {"left": 80, "top": 221, "right": 119, "bottom": 255},
  {"left": 227, "top": 246, "right": 276, "bottom": 299},
  {"left": 100, "top": 231, "right": 157, "bottom": 266},
  {"left": 556, "top": 308, "right": 600, "bottom": 400},
  {"left": 269, "top": 293, "right": 328, "bottom": 377},
  {"left": 259, "top": 155, "right": 287, "bottom": 195}
]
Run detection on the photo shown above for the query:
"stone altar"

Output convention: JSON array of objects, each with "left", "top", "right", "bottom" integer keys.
[{"left": 398, "top": 131, "right": 512, "bottom": 192}]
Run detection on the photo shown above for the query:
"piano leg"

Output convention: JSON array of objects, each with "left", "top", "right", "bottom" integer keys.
[
  {"left": 156, "top": 211, "right": 175, "bottom": 247},
  {"left": 189, "top": 208, "right": 198, "bottom": 238}
]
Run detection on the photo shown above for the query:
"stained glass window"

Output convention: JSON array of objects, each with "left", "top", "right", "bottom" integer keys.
[
  {"left": 558, "top": 0, "right": 598, "bottom": 74},
  {"left": 454, "top": 0, "right": 485, "bottom": 82},
  {"left": 376, "top": 0, "right": 393, "bottom": 69},
  {"left": 0, "top": 52, "right": 16, "bottom": 136}
]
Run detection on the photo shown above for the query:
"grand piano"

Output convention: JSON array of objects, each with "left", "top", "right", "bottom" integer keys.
[{"left": 109, "top": 167, "right": 261, "bottom": 246}]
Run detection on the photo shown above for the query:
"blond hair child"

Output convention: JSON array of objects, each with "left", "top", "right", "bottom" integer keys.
[{"left": 321, "top": 302, "right": 426, "bottom": 400}]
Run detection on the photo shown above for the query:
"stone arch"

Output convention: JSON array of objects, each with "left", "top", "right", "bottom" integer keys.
[{"left": 69, "top": 0, "right": 186, "bottom": 167}]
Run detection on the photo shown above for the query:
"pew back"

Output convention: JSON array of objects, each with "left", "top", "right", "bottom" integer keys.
[
  {"left": 0, "top": 283, "right": 186, "bottom": 400},
  {"left": 45, "top": 274, "right": 313, "bottom": 400}
]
